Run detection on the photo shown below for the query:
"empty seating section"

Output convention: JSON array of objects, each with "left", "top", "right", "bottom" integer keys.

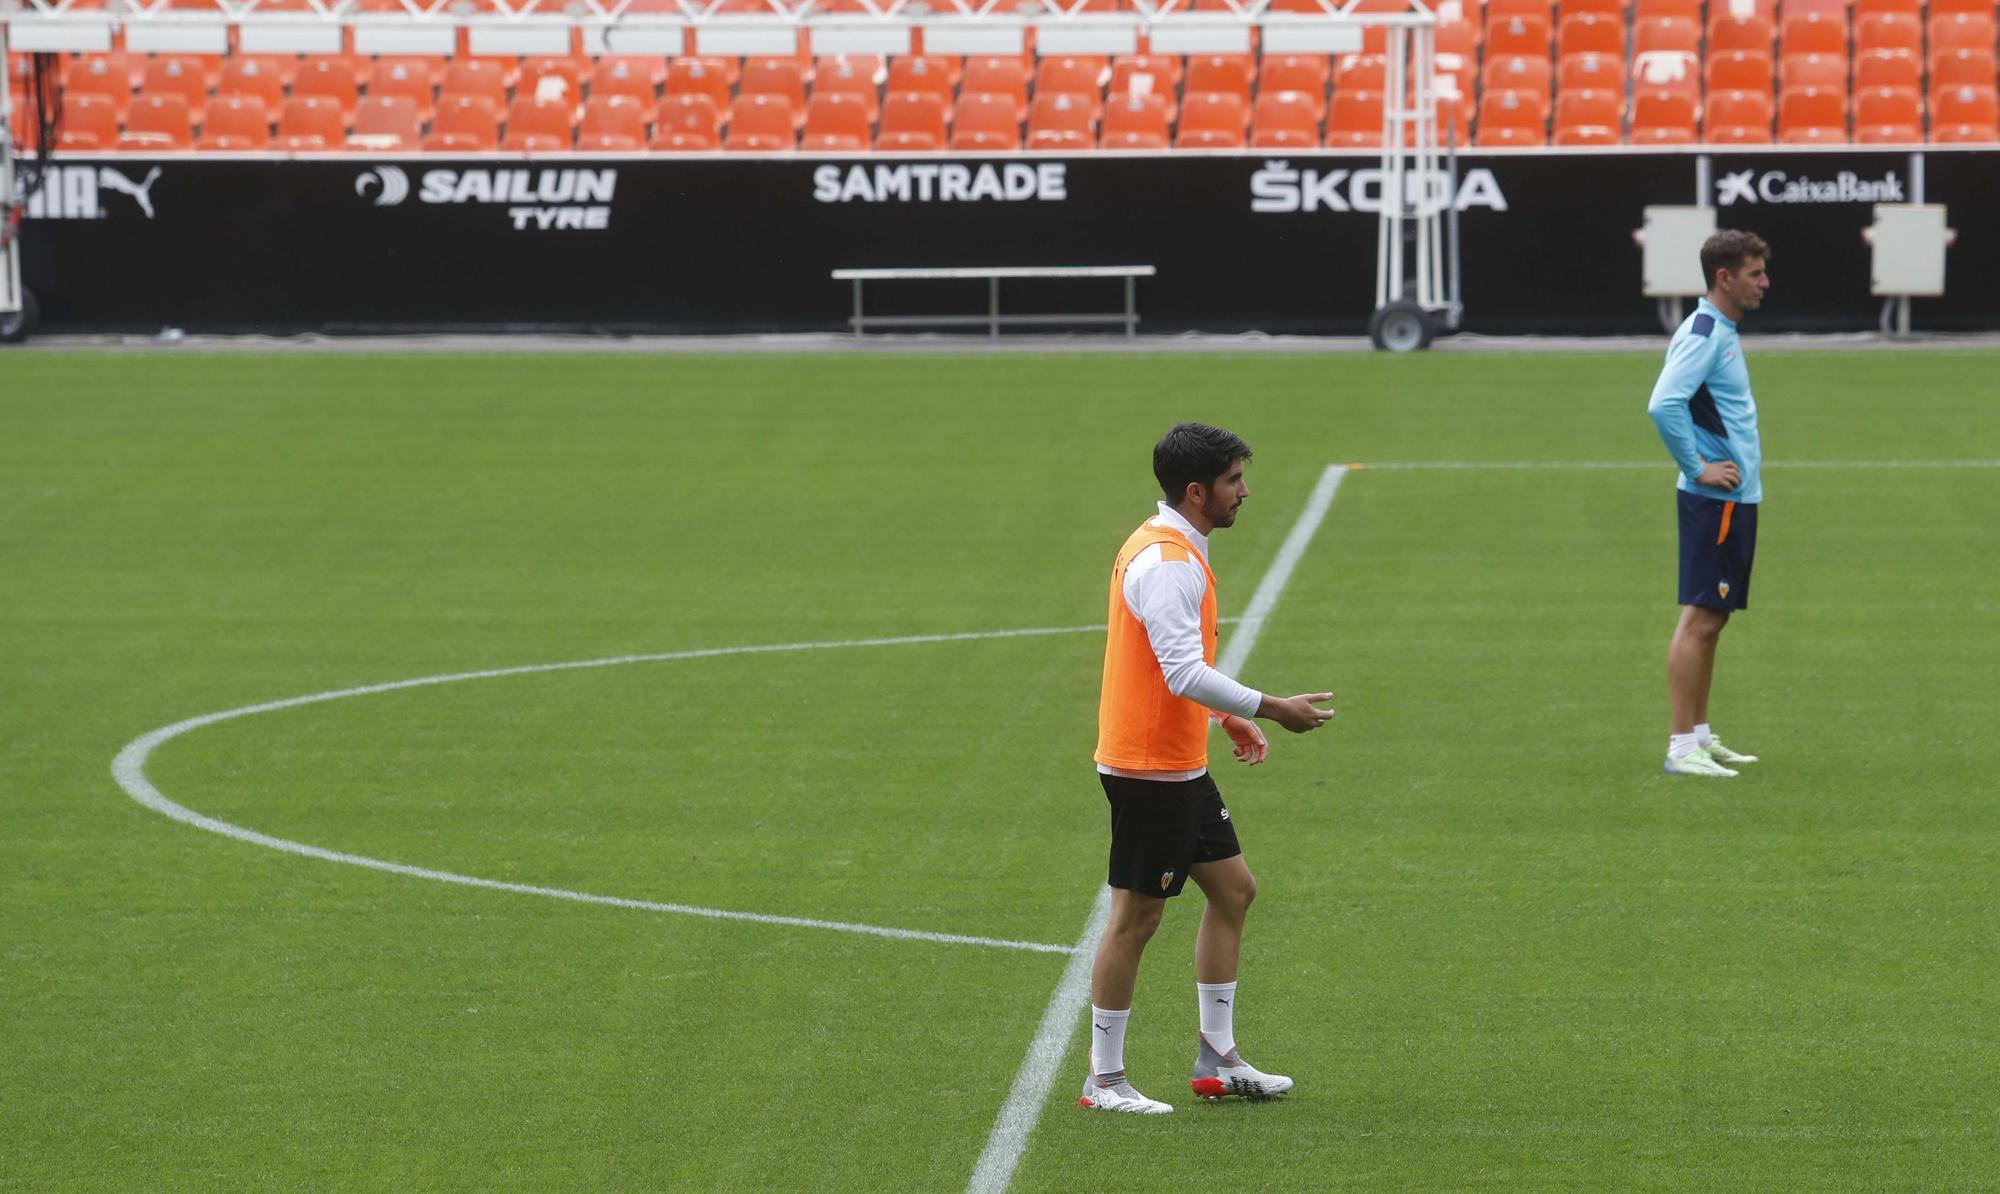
[{"left": 14, "top": 0, "right": 1998, "bottom": 151}]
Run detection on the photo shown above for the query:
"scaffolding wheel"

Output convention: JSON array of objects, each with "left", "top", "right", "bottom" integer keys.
[
  {"left": 1368, "top": 301, "right": 1433, "bottom": 353},
  {"left": 1, "top": 290, "right": 36, "bottom": 344}
]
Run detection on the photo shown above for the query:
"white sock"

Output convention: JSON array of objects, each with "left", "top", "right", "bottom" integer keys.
[
  {"left": 1695, "top": 723, "right": 1714, "bottom": 747},
  {"left": 1197, "top": 982, "right": 1237, "bottom": 1058},
  {"left": 1089, "top": 1005, "right": 1130, "bottom": 1077},
  {"left": 1669, "top": 732, "right": 1701, "bottom": 758}
]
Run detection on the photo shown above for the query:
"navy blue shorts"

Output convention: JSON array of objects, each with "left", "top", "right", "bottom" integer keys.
[
  {"left": 1100, "top": 772, "right": 1241, "bottom": 899},
  {"left": 1678, "top": 491, "right": 1757, "bottom": 610}
]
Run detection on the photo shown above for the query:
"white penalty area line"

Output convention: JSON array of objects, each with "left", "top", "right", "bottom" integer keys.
[
  {"left": 967, "top": 464, "right": 1350, "bottom": 1194},
  {"left": 109, "top": 624, "right": 1145, "bottom": 958}
]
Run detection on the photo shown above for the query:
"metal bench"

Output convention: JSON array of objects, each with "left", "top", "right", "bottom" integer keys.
[{"left": 830, "top": 266, "right": 1156, "bottom": 339}]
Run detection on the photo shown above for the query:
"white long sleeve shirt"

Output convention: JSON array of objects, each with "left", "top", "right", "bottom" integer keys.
[{"left": 1097, "top": 502, "right": 1264, "bottom": 782}]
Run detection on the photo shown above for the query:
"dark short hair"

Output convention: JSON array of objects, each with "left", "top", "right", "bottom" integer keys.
[
  {"left": 1701, "top": 229, "right": 1771, "bottom": 291},
  {"left": 1153, "top": 422, "right": 1253, "bottom": 503}
]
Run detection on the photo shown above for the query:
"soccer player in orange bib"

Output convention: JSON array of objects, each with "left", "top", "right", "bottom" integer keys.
[{"left": 1079, "top": 423, "right": 1337, "bottom": 1115}]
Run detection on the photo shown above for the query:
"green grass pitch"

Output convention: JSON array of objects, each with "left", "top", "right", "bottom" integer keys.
[{"left": 3, "top": 349, "right": 1998, "bottom": 1191}]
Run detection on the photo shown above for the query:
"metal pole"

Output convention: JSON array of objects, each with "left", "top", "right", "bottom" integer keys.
[
  {"left": 1124, "top": 275, "right": 1136, "bottom": 338},
  {"left": 1, "top": 22, "right": 23, "bottom": 323},
  {"left": 989, "top": 275, "right": 999, "bottom": 339},
  {"left": 851, "top": 277, "right": 863, "bottom": 339}
]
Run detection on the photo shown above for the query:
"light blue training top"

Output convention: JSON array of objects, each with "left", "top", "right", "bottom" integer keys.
[{"left": 1646, "top": 297, "right": 1763, "bottom": 505}]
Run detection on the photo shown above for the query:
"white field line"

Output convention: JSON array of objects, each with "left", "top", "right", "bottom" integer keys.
[
  {"left": 1353, "top": 459, "right": 2000, "bottom": 470},
  {"left": 108, "top": 624, "right": 1157, "bottom": 957},
  {"left": 966, "top": 465, "right": 1350, "bottom": 1194}
]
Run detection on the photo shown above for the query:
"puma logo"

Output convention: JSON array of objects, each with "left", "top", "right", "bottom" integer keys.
[
  {"left": 1214, "top": 998, "right": 1230, "bottom": 1006},
  {"left": 97, "top": 167, "right": 162, "bottom": 220},
  {"left": 1094, "top": 1023, "right": 1111, "bottom": 1033}
]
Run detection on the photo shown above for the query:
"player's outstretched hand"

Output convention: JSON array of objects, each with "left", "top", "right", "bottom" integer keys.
[
  {"left": 1697, "top": 460, "right": 1742, "bottom": 490},
  {"left": 1259, "top": 692, "right": 1336, "bottom": 734},
  {"left": 1221, "top": 714, "right": 1268, "bottom": 764}
]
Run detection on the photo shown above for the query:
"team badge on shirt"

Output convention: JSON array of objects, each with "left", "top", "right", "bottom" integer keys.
[{"left": 1160, "top": 869, "right": 1176, "bottom": 891}]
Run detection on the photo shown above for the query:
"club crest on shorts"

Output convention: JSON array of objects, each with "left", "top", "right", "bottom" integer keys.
[
  {"left": 1718, "top": 580, "right": 1731, "bottom": 599},
  {"left": 1160, "top": 869, "right": 1175, "bottom": 891}
]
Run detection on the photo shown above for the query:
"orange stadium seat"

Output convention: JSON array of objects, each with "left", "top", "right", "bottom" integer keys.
[
  {"left": 1026, "top": 91, "right": 1095, "bottom": 149},
  {"left": 426, "top": 93, "right": 501, "bottom": 150},
  {"left": 815, "top": 54, "right": 882, "bottom": 85},
  {"left": 1630, "top": 88, "right": 1698, "bottom": 140},
  {"left": 57, "top": 93, "right": 120, "bottom": 149},
  {"left": 375, "top": 55, "right": 446, "bottom": 87},
  {"left": 1932, "top": 48, "right": 1999, "bottom": 100},
  {"left": 140, "top": 57, "right": 207, "bottom": 125},
  {"left": 875, "top": 91, "right": 948, "bottom": 150},
  {"left": 276, "top": 95, "right": 344, "bottom": 149},
  {"left": 1932, "top": 83, "right": 2000, "bottom": 139},
  {"left": 578, "top": 94, "right": 648, "bottom": 150},
  {"left": 1633, "top": 0, "right": 1702, "bottom": 20},
  {"left": 294, "top": 56, "right": 364, "bottom": 124},
  {"left": 663, "top": 57, "right": 733, "bottom": 111},
  {"left": 1633, "top": 49, "right": 1701, "bottom": 98},
  {"left": 504, "top": 95, "right": 576, "bottom": 150},
  {"left": 1259, "top": 54, "right": 1329, "bottom": 106},
  {"left": 1486, "top": 15, "right": 1552, "bottom": 56},
  {"left": 592, "top": 58, "right": 661, "bottom": 107},
  {"left": 1485, "top": 54, "right": 1553, "bottom": 102},
  {"left": 1708, "top": 49, "right": 1774, "bottom": 92},
  {"left": 352, "top": 95, "right": 424, "bottom": 150},
  {"left": 1250, "top": 90, "right": 1322, "bottom": 147},
  {"left": 1855, "top": 12, "right": 1921, "bottom": 54},
  {"left": 520, "top": 56, "right": 585, "bottom": 102},
  {"left": 219, "top": 56, "right": 292, "bottom": 111},
  {"left": 1185, "top": 54, "right": 1255, "bottom": 101},
  {"left": 368, "top": 59, "right": 436, "bottom": 122},
  {"left": 1176, "top": 91, "right": 1248, "bottom": 147},
  {"left": 1109, "top": 54, "right": 1181, "bottom": 96},
  {"left": 1781, "top": 52, "right": 1847, "bottom": 92},
  {"left": 1780, "top": 11, "right": 1847, "bottom": 57},
  {"left": 441, "top": 60, "right": 511, "bottom": 108},
  {"left": 1037, "top": 55, "right": 1107, "bottom": 103},
  {"left": 1931, "top": 0, "right": 1999, "bottom": 12},
  {"left": 1100, "top": 92, "right": 1171, "bottom": 148},
  {"left": 63, "top": 55, "right": 132, "bottom": 119},
  {"left": 884, "top": 56, "right": 958, "bottom": 104},
  {"left": 1854, "top": 47, "right": 1921, "bottom": 91},
  {"left": 1475, "top": 89, "right": 1548, "bottom": 144},
  {"left": 1553, "top": 88, "right": 1622, "bottom": 140},
  {"left": 800, "top": 91, "right": 871, "bottom": 150},
  {"left": 1486, "top": 0, "right": 1553, "bottom": 22},
  {"left": 1929, "top": 14, "right": 1998, "bottom": 63},
  {"left": 962, "top": 57, "right": 1029, "bottom": 122},
  {"left": 1781, "top": 0, "right": 1845, "bottom": 16},
  {"left": 1558, "top": 12, "right": 1625, "bottom": 58},
  {"left": 1852, "top": 0, "right": 1920, "bottom": 15},
  {"left": 1709, "top": 14, "right": 1776, "bottom": 54},
  {"left": 1335, "top": 53, "right": 1388, "bottom": 92},
  {"left": 722, "top": 93, "right": 795, "bottom": 150},
  {"left": 1779, "top": 84, "right": 1848, "bottom": 140},
  {"left": 1705, "top": 87, "right": 1774, "bottom": 140},
  {"left": 197, "top": 94, "right": 271, "bottom": 150},
  {"left": 1633, "top": 15, "right": 1700, "bottom": 56},
  {"left": 1558, "top": 0, "right": 1623, "bottom": 19},
  {"left": 119, "top": 92, "right": 193, "bottom": 149},
  {"left": 1560, "top": 51, "right": 1626, "bottom": 93},
  {"left": 812, "top": 58, "right": 881, "bottom": 123},
  {"left": 949, "top": 91, "right": 1020, "bottom": 149},
  {"left": 1852, "top": 85, "right": 1922, "bottom": 141},
  {"left": 741, "top": 57, "right": 808, "bottom": 121},
  {"left": 651, "top": 94, "right": 721, "bottom": 150},
  {"left": 1436, "top": 19, "right": 1481, "bottom": 62},
  {"left": 1325, "top": 89, "right": 1384, "bottom": 145}
]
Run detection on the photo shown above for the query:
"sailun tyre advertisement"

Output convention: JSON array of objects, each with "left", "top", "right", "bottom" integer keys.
[{"left": 20, "top": 148, "right": 2000, "bottom": 336}]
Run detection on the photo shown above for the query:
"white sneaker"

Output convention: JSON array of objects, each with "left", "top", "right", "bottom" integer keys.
[
  {"left": 1079, "top": 1071, "right": 1174, "bottom": 1114},
  {"left": 1664, "top": 749, "right": 1738, "bottom": 777},
  {"left": 1704, "top": 739, "right": 1759, "bottom": 764},
  {"left": 1190, "top": 1035, "right": 1294, "bottom": 1100}
]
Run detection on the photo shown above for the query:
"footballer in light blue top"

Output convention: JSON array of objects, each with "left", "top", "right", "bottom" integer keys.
[{"left": 1648, "top": 296, "right": 1762, "bottom": 504}]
